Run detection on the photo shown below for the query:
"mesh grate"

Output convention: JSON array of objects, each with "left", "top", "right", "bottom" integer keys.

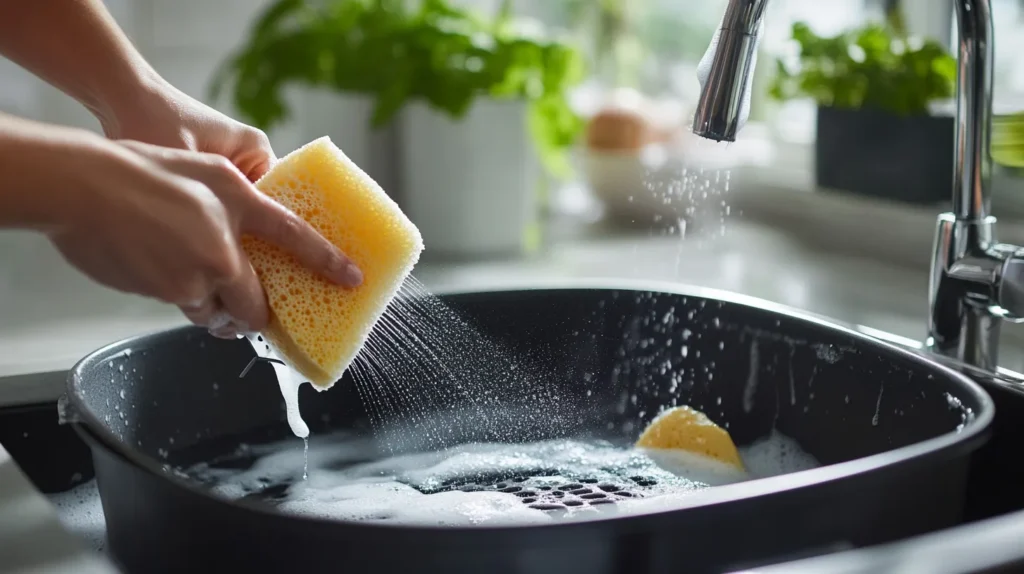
[
  {"left": 191, "top": 455, "right": 666, "bottom": 514},
  {"left": 410, "top": 473, "right": 660, "bottom": 512}
]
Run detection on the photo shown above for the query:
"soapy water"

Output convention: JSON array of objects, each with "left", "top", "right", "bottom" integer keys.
[
  {"left": 45, "top": 430, "right": 817, "bottom": 548},
  {"left": 177, "top": 429, "right": 819, "bottom": 527}
]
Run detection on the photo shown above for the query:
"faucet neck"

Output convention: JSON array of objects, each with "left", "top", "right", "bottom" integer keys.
[
  {"left": 927, "top": 0, "right": 1003, "bottom": 370},
  {"left": 720, "top": 0, "right": 769, "bottom": 34},
  {"left": 952, "top": 0, "right": 994, "bottom": 222}
]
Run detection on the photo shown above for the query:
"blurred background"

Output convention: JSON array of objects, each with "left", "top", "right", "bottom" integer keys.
[{"left": 8, "top": 0, "right": 1024, "bottom": 386}]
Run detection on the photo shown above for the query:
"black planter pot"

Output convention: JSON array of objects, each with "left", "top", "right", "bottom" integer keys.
[{"left": 815, "top": 106, "right": 954, "bottom": 205}]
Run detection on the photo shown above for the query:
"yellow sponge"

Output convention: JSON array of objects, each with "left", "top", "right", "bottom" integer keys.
[
  {"left": 636, "top": 406, "right": 744, "bottom": 469},
  {"left": 242, "top": 136, "right": 423, "bottom": 389}
]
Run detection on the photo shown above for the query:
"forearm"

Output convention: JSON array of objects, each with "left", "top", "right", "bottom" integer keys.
[
  {"left": 0, "top": 0, "right": 163, "bottom": 129},
  {"left": 0, "top": 112, "right": 115, "bottom": 231}
]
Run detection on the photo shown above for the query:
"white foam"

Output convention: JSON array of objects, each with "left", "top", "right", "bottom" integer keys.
[
  {"left": 187, "top": 432, "right": 819, "bottom": 527},
  {"left": 48, "top": 480, "right": 106, "bottom": 552},
  {"left": 280, "top": 482, "right": 552, "bottom": 526},
  {"left": 641, "top": 448, "right": 749, "bottom": 485},
  {"left": 740, "top": 429, "right": 820, "bottom": 478}
]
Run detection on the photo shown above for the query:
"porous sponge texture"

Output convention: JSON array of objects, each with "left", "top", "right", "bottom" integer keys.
[{"left": 242, "top": 136, "right": 423, "bottom": 389}]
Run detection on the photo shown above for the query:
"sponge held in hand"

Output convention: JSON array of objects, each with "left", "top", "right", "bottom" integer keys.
[{"left": 242, "top": 136, "right": 423, "bottom": 389}]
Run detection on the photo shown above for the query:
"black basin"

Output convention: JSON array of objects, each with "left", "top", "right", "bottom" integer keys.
[{"left": 62, "top": 283, "right": 994, "bottom": 574}]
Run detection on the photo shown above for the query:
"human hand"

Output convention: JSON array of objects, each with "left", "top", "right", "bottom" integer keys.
[
  {"left": 100, "top": 78, "right": 275, "bottom": 182},
  {"left": 89, "top": 78, "right": 363, "bottom": 337},
  {"left": 47, "top": 136, "right": 362, "bottom": 337}
]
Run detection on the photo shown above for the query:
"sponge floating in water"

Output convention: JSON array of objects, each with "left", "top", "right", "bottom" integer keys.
[
  {"left": 636, "top": 406, "right": 745, "bottom": 470},
  {"left": 242, "top": 136, "right": 424, "bottom": 389}
]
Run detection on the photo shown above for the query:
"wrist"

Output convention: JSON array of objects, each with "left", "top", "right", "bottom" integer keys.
[
  {"left": 89, "top": 63, "right": 174, "bottom": 137},
  {"left": 0, "top": 115, "right": 125, "bottom": 232}
]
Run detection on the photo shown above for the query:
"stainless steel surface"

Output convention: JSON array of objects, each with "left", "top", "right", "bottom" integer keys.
[
  {"left": 691, "top": 0, "right": 768, "bottom": 141},
  {"left": 951, "top": 0, "right": 993, "bottom": 222},
  {"left": 997, "top": 247, "right": 1024, "bottom": 315},
  {"left": 696, "top": 0, "right": 1021, "bottom": 374}
]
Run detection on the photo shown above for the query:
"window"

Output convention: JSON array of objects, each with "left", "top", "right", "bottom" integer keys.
[
  {"left": 498, "top": 0, "right": 1024, "bottom": 133},
  {"left": 487, "top": 0, "right": 867, "bottom": 138},
  {"left": 986, "top": 0, "right": 1024, "bottom": 110}
]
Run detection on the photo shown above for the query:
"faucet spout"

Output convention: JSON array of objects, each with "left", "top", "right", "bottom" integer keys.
[{"left": 691, "top": 0, "right": 769, "bottom": 142}]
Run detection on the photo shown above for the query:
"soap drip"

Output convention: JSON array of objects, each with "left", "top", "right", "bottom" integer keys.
[
  {"left": 270, "top": 361, "right": 310, "bottom": 439},
  {"left": 240, "top": 335, "right": 311, "bottom": 477}
]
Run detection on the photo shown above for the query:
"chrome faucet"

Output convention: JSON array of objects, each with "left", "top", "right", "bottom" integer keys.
[{"left": 693, "top": 0, "right": 1024, "bottom": 373}]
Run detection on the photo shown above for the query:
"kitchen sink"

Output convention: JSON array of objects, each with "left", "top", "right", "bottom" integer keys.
[{"left": 1, "top": 286, "right": 1024, "bottom": 573}]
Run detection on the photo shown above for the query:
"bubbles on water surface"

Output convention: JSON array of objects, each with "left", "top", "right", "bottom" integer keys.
[
  {"left": 177, "top": 429, "right": 818, "bottom": 528},
  {"left": 49, "top": 481, "right": 106, "bottom": 553}
]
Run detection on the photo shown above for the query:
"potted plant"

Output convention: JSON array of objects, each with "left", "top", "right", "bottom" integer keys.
[
  {"left": 211, "top": 0, "right": 586, "bottom": 259},
  {"left": 767, "top": 5, "right": 957, "bottom": 205}
]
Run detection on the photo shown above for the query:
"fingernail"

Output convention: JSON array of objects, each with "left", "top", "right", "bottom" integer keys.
[
  {"left": 325, "top": 253, "right": 346, "bottom": 281},
  {"left": 326, "top": 252, "right": 362, "bottom": 287},
  {"left": 207, "top": 311, "right": 233, "bottom": 331},
  {"left": 182, "top": 297, "right": 207, "bottom": 311},
  {"left": 344, "top": 263, "right": 363, "bottom": 286},
  {"left": 209, "top": 326, "right": 239, "bottom": 340}
]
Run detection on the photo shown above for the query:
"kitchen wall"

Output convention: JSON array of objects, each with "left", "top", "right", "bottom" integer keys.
[{"left": 1, "top": 0, "right": 267, "bottom": 138}]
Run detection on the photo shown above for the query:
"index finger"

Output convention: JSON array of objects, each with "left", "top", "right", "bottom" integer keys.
[{"left": 244, "top": 196, "right": 363, "bottom": 287}]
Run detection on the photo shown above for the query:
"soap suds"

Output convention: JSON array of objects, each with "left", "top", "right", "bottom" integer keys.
[{"left": 182, "top": 430, "right": 819, "bottom": 527}]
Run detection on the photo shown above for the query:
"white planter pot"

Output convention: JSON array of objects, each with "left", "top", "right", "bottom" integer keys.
[
  {"left": 400, "top": 100, "right": 539, "bottom": 259},
  {"left": 269, "top": 89, "right": 399, "bottom": 195}
]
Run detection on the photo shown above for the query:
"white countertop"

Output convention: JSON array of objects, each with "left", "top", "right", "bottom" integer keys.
[{"left": 0, "top": 221, "right": 919, "bottom": 384}]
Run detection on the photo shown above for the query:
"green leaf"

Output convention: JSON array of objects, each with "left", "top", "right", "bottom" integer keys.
[
  {"left": 212, "top": 0, "right": 586, "bottom": 179},
  {"left": 768, "top": 18, "right": 955, "bottom": 116}
]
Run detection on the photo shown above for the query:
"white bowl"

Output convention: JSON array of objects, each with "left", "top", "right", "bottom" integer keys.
[{"left": 581, "top": 145, "right": 687, "bottom": 226}]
